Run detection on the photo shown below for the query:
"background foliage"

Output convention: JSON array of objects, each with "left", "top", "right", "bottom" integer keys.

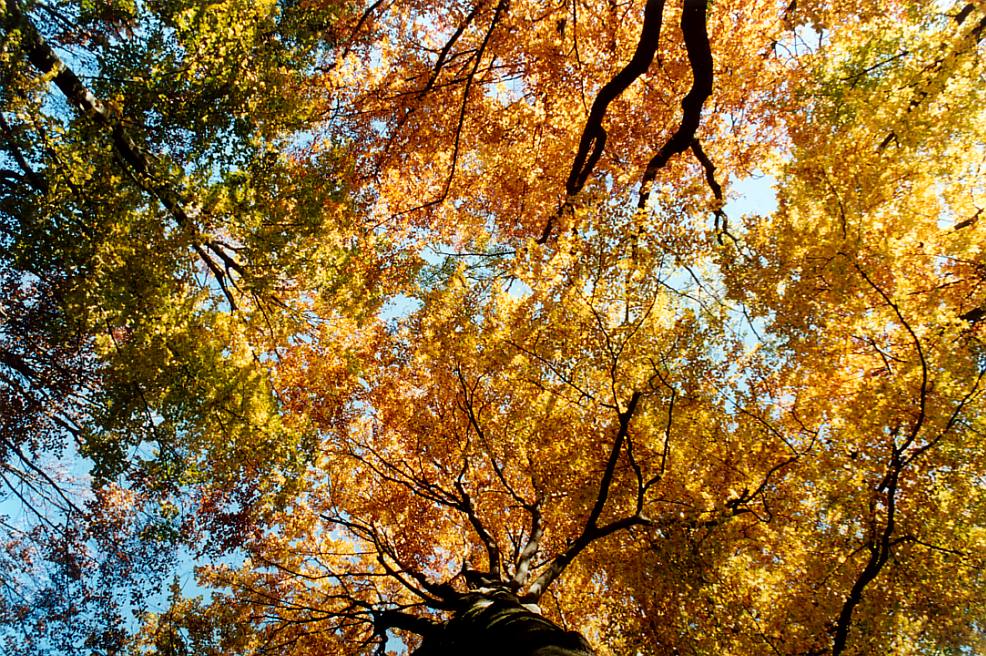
[{"left": 1, "top": 0, "right": 984, "bottom": 654}]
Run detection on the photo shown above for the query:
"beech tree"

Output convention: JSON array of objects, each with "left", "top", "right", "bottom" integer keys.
[
  {"left": 0, "top": 0, "right": 367, "bottom": 649},
  {"left": 1, "top": 1, "right": 984, "bottom": 655}
]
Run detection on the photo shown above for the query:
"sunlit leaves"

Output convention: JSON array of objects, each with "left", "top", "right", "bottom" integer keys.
[{"left": 3, "top": 0, "right": 985, "bottom": 654}]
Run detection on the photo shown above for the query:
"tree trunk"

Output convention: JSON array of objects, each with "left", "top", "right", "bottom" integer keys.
[{"left": 413, "top": 590, "right": 595, "bottom": 656}]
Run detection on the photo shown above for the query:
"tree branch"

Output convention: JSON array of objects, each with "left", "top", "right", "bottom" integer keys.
[
  {"left": 690, "top": 138, "right": 735, "bottom": 244},
  {"left": 539, "top": 0, "right": 665, "bottom": 243},
  {"left": 566, "top": 0, "right": 666, "bottom": 196},
  {"left": 398, "top": 0, "right": 507, "bottom": 215},
  {"left": 637, "top": 0, "right": 714, "bottom": 210},
  {"left": 830, "top": 456, "right": 900, "bottom": 656},
  {"left": 509, "top": 503, "right": 542, "bottom": 590},
  {"left": 524, "top": 391, "right": 644, "bottom": 600},
  {"left": 373, "top": 608, "right": 440, "bottom": 637},
  {"left": 420, "top": 2, "right": 487, "bottom": 98}
]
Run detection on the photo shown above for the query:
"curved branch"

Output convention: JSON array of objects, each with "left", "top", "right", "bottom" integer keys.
[
  {"left": 878, "top": 6, "right": 986, "bottom": 150},
  {"left": 850, "top": 260, "right": 928, "bottom": 452},
  {"left": 690, "top": 138, "right": 736, "bottom": 244},
  {"left": 831, "top": 460, "right": 900, "bottom": 656},
  {"left": 566, "top": 0, "right": 666, "bottom": 196},
  {"left": 585, "top": 391, "right": 643, "bottom": 531},
  {"left": 539, "top": 0, "right": 665, "bottom": 243},
  {"left": 637, "top": 0, "right": 714, "bottom": 209}
]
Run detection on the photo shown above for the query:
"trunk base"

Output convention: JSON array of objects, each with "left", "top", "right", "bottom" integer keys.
[{"left": 414, "top": 590, "right": 595, "bottom": 656}]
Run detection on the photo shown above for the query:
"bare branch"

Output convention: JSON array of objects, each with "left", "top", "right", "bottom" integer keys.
[
  {"left": 566, "top": 0, "right": 666, "bottom": 196},
  {"left": 637, "top": 0, "right": 714, "bottom": 210},
  {"left": 456, "top": 367, "right": 532, "bottom": 509},
  {"left": 398, "top": 0, "right": 507, "bottom": 215},
  {"left": 525, "top": 391, "right": 644, "bottom": 600},
  {"left": 420, "top": 2, "right": 487, "bottom": 98},
  {"left": 904, "top": 365, "right": 985, "bottom": 468}
]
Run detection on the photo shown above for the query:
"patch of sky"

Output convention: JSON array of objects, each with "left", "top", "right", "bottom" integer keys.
[
  {"left": 370, "top": 118, "right": 389, "bottom": 137},
  {"left": 724, "top": 173, "right": 778, "bottom": 218},
  {"left": 772, "top": 19, "right": 828, "bottom": 67},
  {"left": 681, "top": 172, "right": 781, "bottom": 416},
  {"left": 484, "top": 62, "right": 528, "bottom": 106},
  {"left": 379, "top": 293, "right": 424, "bottom": 323}
]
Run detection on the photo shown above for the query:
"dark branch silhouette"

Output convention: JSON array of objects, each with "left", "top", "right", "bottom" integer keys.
[
  {"left": 539, "top": 0, "right": 713, "bottom": 242},
  {"left": 525, "top": 391, "right": 645, "bottom": 600},
  {"left": 539, "top": 0, "right": 666, "bottom": 243},
  {"left": 637, "top": 0, "right": 714, "bottom": 210},
  {"left": 690, "top": 139, "right": 734, "bottom": 243},
  {"left": 566, "top": 0, "right": 666, "bottom": 196}
]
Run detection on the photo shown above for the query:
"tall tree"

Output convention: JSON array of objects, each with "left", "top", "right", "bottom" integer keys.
[
  {"left": 2, "top": 1, "right": 984, "bottom": 655},
  {"left": 133, "top": 1, "right": 986, "bottom": 655},
  {"left": 0, "top": 0, "right": 393, "bottom": 651}
]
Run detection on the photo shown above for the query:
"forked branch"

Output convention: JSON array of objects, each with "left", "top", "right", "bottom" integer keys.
[
  {"left": 637, "top": 0, "right": 714, "bottom": 210},
  {"left": 566, "top": 0, "right": 666, "bottom": 196},
  {"left": 524, "top": 391, "right": 644, "bottom": 600},
  {"left": 540, "top": 0, "right": 714, "bottom": 242},
  {"left": 539, "top": 0, "right": 666, "bottom": 243}
]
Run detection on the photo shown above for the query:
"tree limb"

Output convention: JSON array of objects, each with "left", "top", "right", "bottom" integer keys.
[
  {"left": 566, "top": 0, "right": 666, "bottom": 196},
  {"left": 539, "top": 0, "right": 666, "bottom": 243},
  {"left": 373, "top": 608, "right": 440, "bottom": 637},
  {"left": 637, "top": 0, "right": 714, "bottom": 210},
  {"left": 524, "top": 391, "right": 644, "bottom": 600},
  {"left": 690, "top": 138, "right": 735, "bottom": 244}
]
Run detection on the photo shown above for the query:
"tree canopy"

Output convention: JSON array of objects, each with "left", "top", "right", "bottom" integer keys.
[{"left": 1, "top": 0, "right": 984, "bottom": 654}]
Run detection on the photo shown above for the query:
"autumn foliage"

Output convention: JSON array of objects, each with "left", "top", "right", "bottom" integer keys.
[{"left": 1, "top": 0, "right": 985, "bottom": 654}]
